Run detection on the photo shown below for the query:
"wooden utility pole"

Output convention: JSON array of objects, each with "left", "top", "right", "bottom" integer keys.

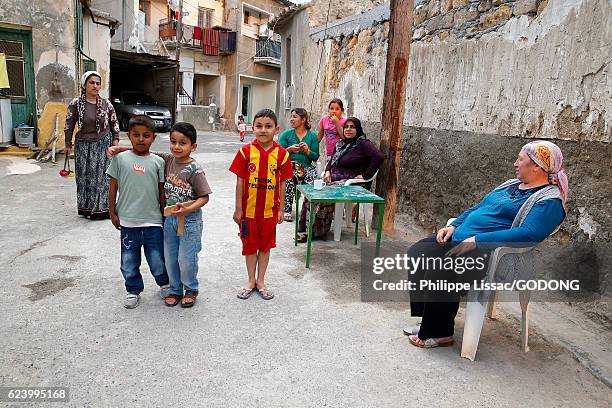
[
  {"left": 174, "top": 0, "right": 184, "bottom": 118},
  {"left": 374, "top": 0, "right": 413, "bottom": 231}
]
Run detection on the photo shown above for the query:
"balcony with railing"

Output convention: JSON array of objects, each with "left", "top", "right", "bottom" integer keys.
[
  {"left": 159, "top": 20, "right": 237, "bottom": 55},
  {"left": 254, "top": 38, "right": 281, "bottom": 67}
]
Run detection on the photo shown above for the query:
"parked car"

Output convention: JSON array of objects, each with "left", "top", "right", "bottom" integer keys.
[{"left": 112, "top": 91, "right": 172, "bottom": 132}]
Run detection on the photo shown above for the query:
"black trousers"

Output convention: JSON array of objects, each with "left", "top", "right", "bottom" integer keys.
[{"left": 407, "top": 236, "right": 491, "bottom": 340}]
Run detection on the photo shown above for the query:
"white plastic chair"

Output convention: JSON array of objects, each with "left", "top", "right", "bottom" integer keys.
[
  {"left": 444, "top": 218, "right": 557, "bottom": 360},
  {"left": 333, "top": 171, "right": 379, "bottom": 242}
]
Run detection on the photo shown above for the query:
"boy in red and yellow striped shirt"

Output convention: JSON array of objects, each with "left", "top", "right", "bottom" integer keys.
[{"left": 230, "top": 109, "right": 293, "bottom": 300}]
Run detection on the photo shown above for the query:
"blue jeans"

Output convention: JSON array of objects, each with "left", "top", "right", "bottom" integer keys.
[
  {"left": 120, "top": 226, "right": 169, "bottom": 294},
  {"left": 163, "top": 212, "right": 203, "bottom": 295}
]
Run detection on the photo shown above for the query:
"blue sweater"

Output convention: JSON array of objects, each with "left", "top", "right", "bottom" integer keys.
[{"left": 451, "top": 184, "right": 565, "bottom": 244}]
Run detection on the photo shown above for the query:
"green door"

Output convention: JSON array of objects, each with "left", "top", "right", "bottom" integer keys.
[{"left": 0, "top": 29, "right": 36, "bottom": 139}]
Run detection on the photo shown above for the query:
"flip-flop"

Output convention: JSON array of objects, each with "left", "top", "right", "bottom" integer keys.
[
  {"left": 237, "top": 287, "right": 255, "bottom": 299},
  {"left": 408, "top": 335, "right": 454, "bottom": 348},
  {"left": 164, "top": 294, "right": 182, "bottom": 307},
  {"left": 257, "top": 287, "right": 274, "bottom": 300},
  {"left": 181, "top": 290, "right": 198, "bottom": 308}
]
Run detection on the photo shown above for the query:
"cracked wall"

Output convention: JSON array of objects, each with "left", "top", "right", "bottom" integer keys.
[
  {"left": 0, "top": 0, "right": 78, "bottom": 110},
  {"left": 305, "top": 0, "right": 611, "bottom": 142}
]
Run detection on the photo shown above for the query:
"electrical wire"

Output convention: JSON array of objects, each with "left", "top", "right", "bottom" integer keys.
[{"left": 309, "top": 0, "right": 333, "bottom": 114}]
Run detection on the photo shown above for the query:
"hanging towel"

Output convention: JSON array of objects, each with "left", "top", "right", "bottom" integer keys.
[
  {"left": 193, "top": 26, "right": 203, "bottom": 40},
  {"left": 218, "top": 31, "right": 228, "bottom": 52},
  {"left": 182, "top": 24, "right": 194, "bottom": 43},
  {"left": 0, "top": 54, "right": 9, "bottom": 89},
  {"left": 203, "top": 28, "right": 219, "bottom": 56}
]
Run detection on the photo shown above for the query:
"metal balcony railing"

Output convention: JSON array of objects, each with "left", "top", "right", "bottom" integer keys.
[
  {"left": 255, "top": 38, "right": 281, "bottom": 60},
  {"left": 159, "top": 20, "right": 236, "bottom": 54}
]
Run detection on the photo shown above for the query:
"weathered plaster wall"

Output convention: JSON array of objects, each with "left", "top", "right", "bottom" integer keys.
[
  {"left": 407, "top": 0, "right": 612, "bottom": 142},
  {"left": 285, "top": 0, "right": 612, "bottom": 299},
  {"left": 307, "top": 0, "right": 387, "bottom": 27},
  {"left": 0, "top": 0, "right": 77, "bottom": 109},
  {"left": 82, "top": 13, "right": 113, "bottom": 98},
  {"left": 277, "top": 7, "right": 312, "bottom": 130}
]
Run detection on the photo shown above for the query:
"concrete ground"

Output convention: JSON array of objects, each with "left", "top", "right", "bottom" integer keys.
[{"left": 0, "top": 131, "right": 610, "bottom": 407}]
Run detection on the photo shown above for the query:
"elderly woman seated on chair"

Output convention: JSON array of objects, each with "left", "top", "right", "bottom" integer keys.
[
  {"left": 296, "top": 117, "right": 384, "bottom": 242},
  {"left": 404, "top": 141, "right": 568, "bottom": 349}
]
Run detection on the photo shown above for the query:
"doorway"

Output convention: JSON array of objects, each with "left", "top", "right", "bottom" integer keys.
[
  {"left": 0, "top": 28, "right": 36, "bottom": 135},
  {"left": 241, "top": 84, "right": 252, "bottom": 123}
]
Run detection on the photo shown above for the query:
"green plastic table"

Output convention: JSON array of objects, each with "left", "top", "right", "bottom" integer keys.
[{"left": 295, "top": 184, "right": 385, "bottom": 268}]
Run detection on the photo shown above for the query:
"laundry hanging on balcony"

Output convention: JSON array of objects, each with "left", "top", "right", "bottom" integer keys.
[
  {"left": 203, "top": 28, "right": 219, "bottom": 56},
  {"left": 193, "top": 26, "right": 203, "bottom": 41},
  {"left": 218, "top": 31, "right": 237, "bottom": 54},
  {"left": 182, "top": 24, "right": 194, "bottom": 43}
]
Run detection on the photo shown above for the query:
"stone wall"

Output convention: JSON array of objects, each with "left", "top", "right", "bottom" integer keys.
[
  {"left": 412, "top": 0, "right": 549, "bottom": 42},
  {"left": 308, "top": 0, "right": 388, "bottom": 27}
]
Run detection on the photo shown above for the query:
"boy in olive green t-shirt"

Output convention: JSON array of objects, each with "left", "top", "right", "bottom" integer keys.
[{"left": 106, "top": 115, "right": 170, "bottom": 309}]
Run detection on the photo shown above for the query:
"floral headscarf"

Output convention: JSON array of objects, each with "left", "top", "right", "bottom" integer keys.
[
  {"left": 78, "top": 71, "right": 103, "bottom": 134},
  {"left": 521, "top": 140, "right": 569, "bottom": 204}
]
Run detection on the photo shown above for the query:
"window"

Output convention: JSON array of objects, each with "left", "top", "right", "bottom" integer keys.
[
  {"left": 0, "top": 40, "right": 26, "bottom": 98},
  {"left": 198, "top": 7, "right": 214, "bottom": 28},
  {"left": 82, "top": 58, "right": 96, "bottom": 74},
  {"left": 243, "top": 10, "right": 250, "bottom": 24},
  {"left": 241, "top": 85, "right": 250, "bottom": 118},
  {"left": 139, "top": 1, "right": 151, "bottom": 26}
]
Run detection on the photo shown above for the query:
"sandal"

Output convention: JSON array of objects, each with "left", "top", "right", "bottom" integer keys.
[
  {"left": 164, "top": 294, "right": 182, "bottom": 307},
  {"left": 296, "top": 233, "right": 308, "bottom": 243},
  {"left": 408, "top": 335, "right": 454, "bottom": 348},
  {"left": 403, "top": 323, "right": 421, "bottom": 336},
  {"left": 257, "top": 287, "right": 274, "bottom": 300},
  {"left": 237, "top": 287, "right": 255, "bottom": 299},
  {"left": 181, "top": 290, "right": 198, "bottom": 308}
]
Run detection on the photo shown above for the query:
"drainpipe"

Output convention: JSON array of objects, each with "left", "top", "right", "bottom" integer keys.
[
  {"left": 235, "top": 2, "right": 241, "bottom": 124},
  {"left": 122, "top": 0, "right": 125, "bottom": 51}
]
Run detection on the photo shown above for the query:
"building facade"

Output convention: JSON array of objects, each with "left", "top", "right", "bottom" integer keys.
[
  {"left": 226, "top": 0, "right": 288, "bottom": 126},
  {"left": 96, "top": 0, "right": 290, "bottom": 130}
]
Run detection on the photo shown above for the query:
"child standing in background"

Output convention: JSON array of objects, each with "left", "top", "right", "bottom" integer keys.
[
  {"left": 317, "top": 98, "right": 346, "bottom": 158},
  {"left": 238, "top": 116, "right": 247, "bottom": 142}
]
